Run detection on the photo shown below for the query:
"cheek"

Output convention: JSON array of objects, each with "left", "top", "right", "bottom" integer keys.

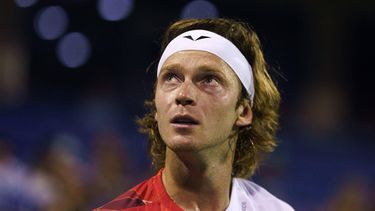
[
  {"left": 154, "top": 91, "right": 161, "bottom": 111},
  {"left": 154, "top": 95, "right": 164, "bottom": 119},
  {"left": 204, "top": 96, "right": 238, "bottom": 123},
  {"left": 155, "top": 89, "right": 172, "bottom": 116}
]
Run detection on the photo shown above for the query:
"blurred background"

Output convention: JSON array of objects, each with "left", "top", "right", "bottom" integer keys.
[{"left": 0, "top": 0, "right": 374, "bottom": 210}]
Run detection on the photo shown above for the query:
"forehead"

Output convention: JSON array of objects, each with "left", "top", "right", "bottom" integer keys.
[{"left": 160, "top": 50, "right": 236, "bottom": 76}]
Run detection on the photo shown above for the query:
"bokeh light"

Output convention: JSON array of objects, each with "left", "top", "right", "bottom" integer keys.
[
  {"left": 56, "top": 32, "right": 91, "bottom": 68},
  {"left": 14, "top": 0, "right": 38, "bottom": 8},
  {"left": 34, "top": 6, "right": 68, "bottom": 40},
  {"left": 97, "top": 0, "right": 134, "bottom": 21},
  {"left": 181, "top": 0, "right": 218, "bottom": 19}
]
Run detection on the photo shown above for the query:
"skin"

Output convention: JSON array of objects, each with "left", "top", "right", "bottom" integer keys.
[{"left": 155, "top": 50, "right": 252, "bottom": 211}]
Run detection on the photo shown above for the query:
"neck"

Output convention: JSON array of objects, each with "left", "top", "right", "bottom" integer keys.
[{"left": 162, "top": 141, "right": 236, "bottom": 211}]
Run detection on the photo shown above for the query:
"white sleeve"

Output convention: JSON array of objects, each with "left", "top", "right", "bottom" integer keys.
[{"left": 226, "top": 178, "right": 294, "bottom": 211}]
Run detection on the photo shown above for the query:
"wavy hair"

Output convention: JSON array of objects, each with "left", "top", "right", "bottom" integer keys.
[{"left": 138, "top": 18, "right": 280, "bottom": 178}]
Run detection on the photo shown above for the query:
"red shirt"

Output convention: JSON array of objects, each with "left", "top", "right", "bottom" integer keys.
[{"left": 94, "top": 169, "right": 183, "bottom": 211}]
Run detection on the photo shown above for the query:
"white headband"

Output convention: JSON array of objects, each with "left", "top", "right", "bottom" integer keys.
[{"left": 157, "top": 29, "right": 254, "bottom": 103}]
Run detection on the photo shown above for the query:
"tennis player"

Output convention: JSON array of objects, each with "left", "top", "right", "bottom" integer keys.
[{"left": 94, "top": 18, "right": 294, "bottom": 211}]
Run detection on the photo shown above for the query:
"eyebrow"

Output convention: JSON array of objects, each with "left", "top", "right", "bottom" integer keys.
[
  {"left": 161, "top": 63, "right": 226, "bottom": 75},
  {"left": 159, "top": 63, "right": 183, "bottom": 74},
  {"left": 197, "top": 65, "right": 223, "bottom": 73}
]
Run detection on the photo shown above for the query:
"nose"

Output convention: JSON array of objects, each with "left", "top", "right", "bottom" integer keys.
[{"left": 175, "top": 81, "right": 196, "bottom": 106}]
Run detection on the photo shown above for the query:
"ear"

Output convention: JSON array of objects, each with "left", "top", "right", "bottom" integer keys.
[{"left": 235, "top": 100, "right": 253, "bottom": 127}]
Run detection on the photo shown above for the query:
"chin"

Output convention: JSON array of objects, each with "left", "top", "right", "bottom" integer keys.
[{"left": 165, "top": 136, "right": 202, "bottom": 152}]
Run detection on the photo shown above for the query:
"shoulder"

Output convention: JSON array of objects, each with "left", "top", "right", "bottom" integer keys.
[
  {"left": 93, "top": 174, "right": 159, "bottom": 211},
  {"left": 231, "top": 178, "right": 294, "bottom": 211}
]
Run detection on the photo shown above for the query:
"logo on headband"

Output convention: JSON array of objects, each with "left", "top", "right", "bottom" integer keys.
[{"left": 183, "top": 35, "right": 210, "bottom": 41}]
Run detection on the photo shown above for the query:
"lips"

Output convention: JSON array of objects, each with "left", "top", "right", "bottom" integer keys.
[{"left": 170, "top": 115, "right": 199, "bottom": 125}]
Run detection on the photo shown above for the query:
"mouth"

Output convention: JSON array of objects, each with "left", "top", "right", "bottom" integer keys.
[{"left": 170, "top": 115, "right": 199, "bottom": 126}]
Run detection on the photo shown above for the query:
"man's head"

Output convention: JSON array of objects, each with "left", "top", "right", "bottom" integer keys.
[{"left": 139, "top": 18, "right": 280, "bottom": 178}]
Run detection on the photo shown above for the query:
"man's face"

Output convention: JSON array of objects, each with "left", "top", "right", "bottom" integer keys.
[{"left": 155, "top": 50, "right": 246, "bottom": 152}]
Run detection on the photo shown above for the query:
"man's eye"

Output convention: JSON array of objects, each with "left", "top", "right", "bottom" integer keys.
[
  {"left": 167, "top": 74, "right": 175, "bottom": 81},
  {"left": 164, "top": 73, "right": 179, "bottom": 83},
  {"left": 203, "top": 76, "right": 219, "bottom": 85},
  {"left": 205, "top": 77, "right": 214, "bottom": 83}
]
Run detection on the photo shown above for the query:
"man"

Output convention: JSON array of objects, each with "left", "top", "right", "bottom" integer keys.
[{"left": 94, "top": 18, "right": 294, "bottom": 211}]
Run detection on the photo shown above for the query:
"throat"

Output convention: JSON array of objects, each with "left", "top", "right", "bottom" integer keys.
[
  {"left": 162, "top": 149, "right": 233, "bottom": 210},
  {"left": 163, "top": 143, "right": 235, "bottom": 187},
  {"left": 162, "top": 167, "right": 232, "bottom": 211}
]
